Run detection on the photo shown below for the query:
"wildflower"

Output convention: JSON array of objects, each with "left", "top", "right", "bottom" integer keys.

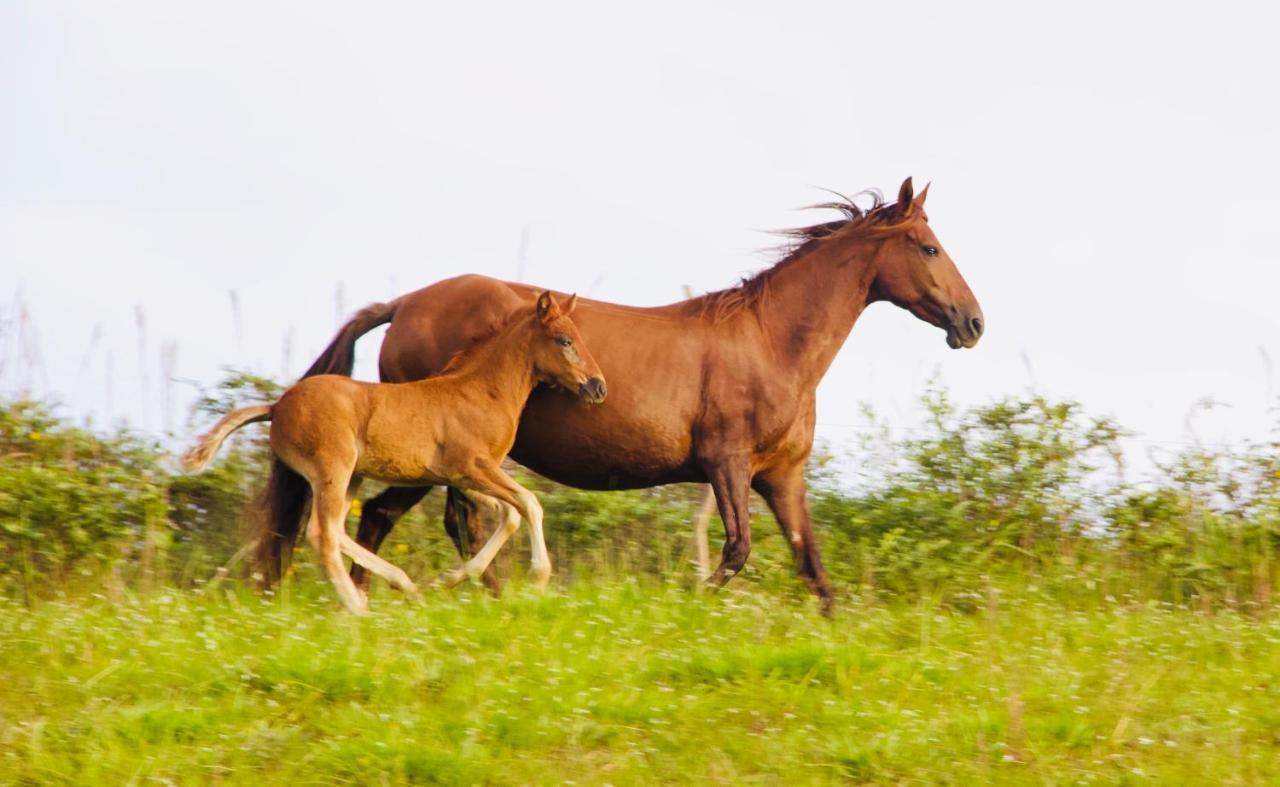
[
  {"left": 395, "top": 543, "right": 409, "bottom": 554},
  {"left": 28, "top": 431, "right": 41, "bottom": 441},
  {"left": 349, "top": 499, "right": 363, "bottom": 518}
]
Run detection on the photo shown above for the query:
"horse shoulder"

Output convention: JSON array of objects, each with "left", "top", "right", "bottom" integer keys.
[{"left": 693, "top": 331, "right": 809, "bottom": 455}]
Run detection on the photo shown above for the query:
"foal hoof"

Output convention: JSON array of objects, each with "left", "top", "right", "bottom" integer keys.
[
  {"left": 529, "top": 567, "right": 552, "bottom": 592},
  {"left": 342, "top": 597, "right": 370, "bottom": 616},
  {"left": 436, "top": 567, "right": 468, "bottom": 589}
]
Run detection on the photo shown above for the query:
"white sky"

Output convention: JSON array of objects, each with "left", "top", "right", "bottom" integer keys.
[{"left": 2, "top": 1, "right": 1278, "bottom": 475}]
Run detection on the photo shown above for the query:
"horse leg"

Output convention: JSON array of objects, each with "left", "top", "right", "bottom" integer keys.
[
  {"left": 444, "top": 486, "right": 504, "bottom": 595},
  {"left": 350, "top": 485, "right": 431, "bottom": 591},
  {"left": 703, "top": 457, "right": 753, "bottom": 587},
  {"left": 310, "top": 479, "right": 368, "bottom": 614},
  {"left": 339, "top": 533, "right": 422, "bottom": 601},
  {"left": 440, "top": 469, "right": 550, "bottom": 590},
  {"left": 754, "top": 467, "right": 835, "bottom": 615}
]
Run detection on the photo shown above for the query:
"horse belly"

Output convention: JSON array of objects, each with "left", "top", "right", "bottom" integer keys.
[{"left": 510, "top": 391, "right": 700, "bottom": 490}]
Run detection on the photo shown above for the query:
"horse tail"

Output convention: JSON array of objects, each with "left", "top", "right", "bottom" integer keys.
[
  {"left": 302, "top": 301, "right": 398, "bottom": 378},
  {"left": 251, "top": 301, "right": 395, "bottom": 584},
  {"left": 182, "top": 404, "right": 272, "bottom": 473},
  {"left": 251, "top": 456, "right": 312, "bottom": 586}
]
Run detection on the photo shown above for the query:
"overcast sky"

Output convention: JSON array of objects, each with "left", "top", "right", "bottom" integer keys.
[{"left": 2, "top": 1, "right": 1278, "bottom": 474}]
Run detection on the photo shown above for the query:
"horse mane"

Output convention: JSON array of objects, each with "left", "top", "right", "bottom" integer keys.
[{"left": 697, "top": 187, "right": 911, "bottom": 323}]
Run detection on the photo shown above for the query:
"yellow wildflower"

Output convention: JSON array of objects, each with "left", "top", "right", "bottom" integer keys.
[
  {"left": 28, "top": 431, "right": 41, "bottom": 441},
  {"left": 349, "top": 498, "right": 363, "bottom": 519},
  {"left": 394, "top": 543, "right": 409, "bottom": 555}
]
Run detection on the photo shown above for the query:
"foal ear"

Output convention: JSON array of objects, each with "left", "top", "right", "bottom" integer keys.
[
  {"left": 915, "top": 181, "right": 931, "bottom": 206},
  {"left": 897, "top": 176, "right": 915, "bottom": 217},
  {"left": 536, "top": 290, "right": 559, "bottom": 323},
  {"left": 562, "top": 293, "right": 578, "bottom": 316}
]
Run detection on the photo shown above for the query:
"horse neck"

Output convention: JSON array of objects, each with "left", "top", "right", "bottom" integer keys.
[
  {"left": 752, "top": 233, "right": 880, "bottom": 386},
  {"left": 444, "top": 320, "right": 539, "bottom": 413}
]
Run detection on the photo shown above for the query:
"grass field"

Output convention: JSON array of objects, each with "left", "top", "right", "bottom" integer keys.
[{"left": 1, "top": 578, "right": 1277, "bottom": 785}]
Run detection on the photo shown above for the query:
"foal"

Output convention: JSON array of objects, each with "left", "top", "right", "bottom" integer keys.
[{"left": 183, "top": 292, "right": 606, "bottom": 613}]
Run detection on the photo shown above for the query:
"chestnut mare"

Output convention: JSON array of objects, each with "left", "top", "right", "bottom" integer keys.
[
  {"left": 275, "top": 178, "right": 984, "bottom": 613},
  {"left": 184, "top": 292, "right": 605, "bottom": 613}
]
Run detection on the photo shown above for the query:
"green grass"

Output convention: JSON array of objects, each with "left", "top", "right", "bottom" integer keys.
[{"left": 1, "top": 578, "right": 1277, "bottom": 785}]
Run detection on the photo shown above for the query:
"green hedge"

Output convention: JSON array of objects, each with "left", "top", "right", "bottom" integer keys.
[{"left": 1, "top": 374, "right": 1276, "bottom": 609}]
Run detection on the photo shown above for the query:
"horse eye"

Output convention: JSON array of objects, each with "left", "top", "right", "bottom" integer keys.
[
  {"left": 556, "top": 336, "right": 573, "bottom": 347},
  {"left": 922, "top": 245, "right": 939, "bottom": 257}
]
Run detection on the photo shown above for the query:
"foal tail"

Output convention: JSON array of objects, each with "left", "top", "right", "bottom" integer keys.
[
  {"left": 302, "top": 300, "right": 398, "bottom": 378},
  {"left": 182, "top": 405, "right": 272, "bottom": 472}
]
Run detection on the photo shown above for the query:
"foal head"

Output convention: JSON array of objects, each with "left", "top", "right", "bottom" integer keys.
[
  {"left": 529, "top": 291, "right": 607, "bottom": 403},
  {"left": 868, "top": 178, "right": 985, "bottom": 349}
]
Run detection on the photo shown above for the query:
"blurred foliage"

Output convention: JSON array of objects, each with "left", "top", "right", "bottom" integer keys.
[
  {"left": 0, "top": 399, "right": 168, "bottom": 594},
  {"left": 0, "top": 372, "right": 1277, "bottom": 611}
]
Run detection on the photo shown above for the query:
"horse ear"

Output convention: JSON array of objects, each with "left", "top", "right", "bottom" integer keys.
[
  {"left": 536, "top": 290, "right": 558, "bottom": 323},
  {"left": 897, "top": 177, "right": 915, "bottom": 217},
  {"left": 915, "top": 181, "right": 930, "bottom": 206},
  {"left": 562, "top": 293, "right": 578, "bottom": 316}
]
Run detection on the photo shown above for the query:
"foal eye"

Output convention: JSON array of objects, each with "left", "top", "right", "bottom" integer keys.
[
  {"left": 922, "top": 245, "right": 939, "bottom": 257},
  {"left": 556, "top": 336, "right": 573, "bottom": 347}
]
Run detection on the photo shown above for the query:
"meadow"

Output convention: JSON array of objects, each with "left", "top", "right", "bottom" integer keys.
[
  {"left": 2, "top": 579, "right": 1278, "bottom": 785},
  {"left": 1, "top": 375, "right": 1278, "bottom": 784}
]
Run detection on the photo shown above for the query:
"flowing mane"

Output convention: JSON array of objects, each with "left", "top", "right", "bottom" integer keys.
[{"left": 697, "top": 187, "right": 913, "bottom": 322}]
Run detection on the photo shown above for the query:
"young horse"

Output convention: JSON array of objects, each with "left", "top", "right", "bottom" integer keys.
[
  {"left": 183, "top": 292, "right": 605, "bottom": 613},
  {"left": 284, "top": 177, "right": 983, "bottom": 614}
]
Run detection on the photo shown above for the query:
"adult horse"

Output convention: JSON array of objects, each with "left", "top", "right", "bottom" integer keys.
[{"left": 266, "top": 177, "right": 984, "bottom": 613}]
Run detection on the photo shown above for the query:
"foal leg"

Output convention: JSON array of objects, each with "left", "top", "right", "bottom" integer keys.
[
  {"left": 350, "top": 485, "right": 431, "bottom": 591},
  {"left": 444, "top": 486, "right": 504, "bottom": 595},
  {"left": 754, "top": 466, "right": 835, "bottom": 615},
  {"left": 703, "top": 456, "right": 754, "bottom": 587},
  {"left": 440, "top": 468, "right": 550, "bottom": 589},
  {"left": 331, "top": 479, "right": 421, "bottom": 600},
  {"left": 439, "top": 493, "right": 521, "bottom": 588},
  {"left": 309, "top": 479, "right": 368, "bottom": 614},
  {"left": 339, "top": 533, "right": 422, "bottom": 601}
]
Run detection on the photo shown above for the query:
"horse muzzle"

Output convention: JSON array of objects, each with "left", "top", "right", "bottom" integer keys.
[
  {"left": 945, "top": 312, "right": 984, "bottom": 349},
  {"left": 579, "top": 376, "right": 607, "bottom": 404}
]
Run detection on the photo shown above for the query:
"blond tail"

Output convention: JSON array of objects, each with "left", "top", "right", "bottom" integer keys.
[{"left": 182, "top": 404, "right": 272, "bottom": 472}]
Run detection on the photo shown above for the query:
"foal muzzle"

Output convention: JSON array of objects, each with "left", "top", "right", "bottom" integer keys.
[{"left": 579, "top": 376, "right": 607, "bottom": 404}]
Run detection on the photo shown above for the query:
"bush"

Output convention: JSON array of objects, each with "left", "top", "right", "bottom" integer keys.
[
  {"left": 0, "top": 399, "right": 168, "bottom": 594},
  {"left": 0, "top": 374, "right": 1276, "bottom": 611}
]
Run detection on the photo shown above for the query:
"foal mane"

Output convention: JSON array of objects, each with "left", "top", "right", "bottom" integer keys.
[
  {"left": 697, "top": 188, "right": 911, "bottom": 323},
  {"left": 439, "top": 322, "right": 507, "bottom": 375}
]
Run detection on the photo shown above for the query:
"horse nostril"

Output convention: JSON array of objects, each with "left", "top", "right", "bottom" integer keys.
[
  {"left": 970, "top": 316, "right": 983, "bottom": 336},
  {"left": 581, "top": 377, "right": 606, "bottom": 402}
]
